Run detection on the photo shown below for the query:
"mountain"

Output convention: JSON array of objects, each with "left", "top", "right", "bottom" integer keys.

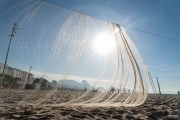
[
  {"left": 81, "top": 80, "right": 91, "bottom": 89},
  {"left": 58, "top": 80, "right": 92, "bottom": 90}
]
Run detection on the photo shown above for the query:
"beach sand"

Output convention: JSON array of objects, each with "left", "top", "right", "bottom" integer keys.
[{"left": 0, "top": 90, "right": 180, "bottom": 120}]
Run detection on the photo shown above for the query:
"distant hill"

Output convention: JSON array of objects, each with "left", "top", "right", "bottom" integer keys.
[{"left": 58, "top": 80, "right": 92, "bottom": 90}]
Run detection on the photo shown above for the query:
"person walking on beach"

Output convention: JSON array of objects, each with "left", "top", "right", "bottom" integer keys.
[{"left": 178, "top": 91, "right": 180, "bottom": 95}]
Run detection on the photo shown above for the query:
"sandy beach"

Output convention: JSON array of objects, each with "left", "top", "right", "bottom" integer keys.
[{"left": 0, "top": 90, "right": 180, "bottom": 120}]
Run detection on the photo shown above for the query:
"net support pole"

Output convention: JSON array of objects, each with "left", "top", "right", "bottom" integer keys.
[{"left": 156, "top": 77, "right": 161, "bottom": 95}]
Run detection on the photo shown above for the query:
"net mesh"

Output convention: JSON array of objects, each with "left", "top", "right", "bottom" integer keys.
[{"left": 0, "top": 0, "right": 149, "bottom": 107}]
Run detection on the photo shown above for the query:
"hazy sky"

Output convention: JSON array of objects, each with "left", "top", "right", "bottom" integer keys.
[{"left": 0, "top": 0, "right": 180, "bottom": 94}]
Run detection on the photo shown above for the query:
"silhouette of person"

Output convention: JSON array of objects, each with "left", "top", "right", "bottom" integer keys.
[{"left": 178, "top": 91, "right": 180, "bottom": 95}]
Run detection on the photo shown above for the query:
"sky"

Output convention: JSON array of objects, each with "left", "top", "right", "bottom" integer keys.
[
  {"left": 0, "top": 0, "right": 180, "bottom": 94},
  {"left": 45, "top": 0, "right": 180, "bottom": 94}
]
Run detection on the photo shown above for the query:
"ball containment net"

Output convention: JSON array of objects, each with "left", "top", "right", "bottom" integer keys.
[{"left": 0, "top": 0, "right": 149, "bottom": 107}]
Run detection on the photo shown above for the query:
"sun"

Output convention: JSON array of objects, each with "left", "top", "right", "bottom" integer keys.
[{"left": 93, "top": 32, "right": 116, "bottom": 55}]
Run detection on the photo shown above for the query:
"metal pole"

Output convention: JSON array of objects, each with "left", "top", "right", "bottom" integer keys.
[
  {"left": 148, "top": 72, "right": 158, "bottom": 94},
  {"left": 148, "top": 72, "right": 155, "bottom": 93},
  {"left": 2, "top": 23, "right": 18, "bottom": 88},
  {"left": 27, "top": 65, "right": 32, "bottom": 84},
  {"left": 151, "top": 76, "right": 158, "bottom": 94},
  {"left": 29, "top": 65, "right": 32, "bottom": 73},
  {"left": 156, "top": 77, "right": 161, "bottom": 95}
]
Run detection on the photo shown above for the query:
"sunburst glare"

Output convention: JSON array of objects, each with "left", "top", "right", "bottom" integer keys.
[{"left": 93, "top": 32, "right": 116, "bottom": 55}]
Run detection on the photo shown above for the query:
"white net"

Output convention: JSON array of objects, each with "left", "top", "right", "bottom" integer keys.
[{"left": 0, "top": 0, "right": 149, "bottom": 107}]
